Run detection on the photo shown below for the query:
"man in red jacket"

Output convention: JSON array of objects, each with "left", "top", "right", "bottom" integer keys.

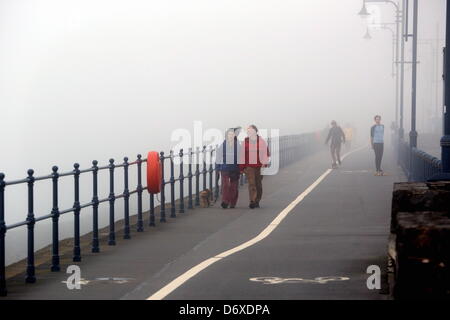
[{"left": 239, "top": 125, "right": 270, "bottom": 209}]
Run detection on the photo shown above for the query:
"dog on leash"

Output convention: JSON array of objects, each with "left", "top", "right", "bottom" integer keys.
[{"left": 199, "top": 189, "right": 212, "bottom": 208}]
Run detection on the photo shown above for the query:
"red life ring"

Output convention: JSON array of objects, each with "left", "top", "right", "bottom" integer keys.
[{"left": 146, "top": 151, "right": 162, "bottom": 194}]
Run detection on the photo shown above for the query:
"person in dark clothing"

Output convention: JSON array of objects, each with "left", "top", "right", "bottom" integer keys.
[
  {"left": 216, "top": 128, "right": 241, "bottom": 209},
  {"left": 325, "top": 120, "right": 346, "bottom": 169},
  {"left": 370, "top": 115, "right": 385, "bottom": 176}
]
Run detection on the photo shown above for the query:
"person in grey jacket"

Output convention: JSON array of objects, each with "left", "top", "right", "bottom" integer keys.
[{"left": 325, "top": 120, "right": 346, "bottom": 169}]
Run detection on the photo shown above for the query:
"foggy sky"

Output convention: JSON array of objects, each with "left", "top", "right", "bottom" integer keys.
[{"left": 0, "top": 0, "right": 447, "bottom": 176}]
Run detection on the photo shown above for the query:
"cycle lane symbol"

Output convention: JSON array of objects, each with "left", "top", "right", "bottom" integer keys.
[{"left": 249, "top": 276, "right": 350, "bottom": 285}]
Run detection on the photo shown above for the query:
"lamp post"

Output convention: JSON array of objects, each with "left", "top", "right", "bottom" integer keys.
[
  {"left": 358, "top": 0, "right": 402, "bottom": 142},
  {"left": 364, "top": 23, "right": 398, "bottom": 136},
  {"left": 399, "top": 0, "right": 405, "bottom": 143},
  {"left": 443, "top": 0, "right": 450, "bottom": 178},
  {"left": 409, "top": 0, "right": 418, "bottom": 152},
  {"left": 364, "top": 27, "right": 372, "bottom": 40},
  {"left": 429, "top": 0, "right": 450, "bottom": 181},
  {"left": 368, "top": 23, "right": 397, "bottom": 77}
]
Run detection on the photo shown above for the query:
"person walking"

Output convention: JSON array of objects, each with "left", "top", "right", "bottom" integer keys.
[
  {"left": 239, "top": 125, "right": 270, "bottom": 209},
  {"left": 216, "top": 128, "right": 241, "bottom": 209},
  {"left": 325, "top": 120, "right": 346, "bottom": 169},
  {"left": 371, "top": 115, "right": 385, "bottom": 176},
  {"left": 343, "top": 124, "right": 353, "bottom": 151}
]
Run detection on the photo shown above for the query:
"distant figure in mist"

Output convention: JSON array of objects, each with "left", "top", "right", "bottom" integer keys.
[
  {"left": 371, "top": 115, "right": 385, "bottom": 176},
  {"left": 390, "top": 121, "right": 397, "bottom": 149},
  {"left": 240, "top": 125, "right": 270, "bottom": 209},
  {"left": 216, "top": 128, "right": 242, "bottom": 209},
  {"left": 343, "top": 124, "right": 354, "bottom": 151},
  {"left": 325, "top": 120, "right": 346, "bottom": 169}
]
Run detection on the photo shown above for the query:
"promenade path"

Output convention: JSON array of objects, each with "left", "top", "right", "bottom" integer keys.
[{"left": 2, "top": 144, "right": 405, "bottom": 300}]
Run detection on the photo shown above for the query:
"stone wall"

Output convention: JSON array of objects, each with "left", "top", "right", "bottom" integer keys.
[{"left": 390, "top": 181, "right": 450, "bottom": 299}]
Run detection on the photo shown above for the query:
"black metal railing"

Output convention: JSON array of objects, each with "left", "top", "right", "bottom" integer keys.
[
  {"left": 0, "top": 131, "right": 324, "bottom": 296},
  {"left": 398, "top": 138, "right": 442, "bottom": 181}
]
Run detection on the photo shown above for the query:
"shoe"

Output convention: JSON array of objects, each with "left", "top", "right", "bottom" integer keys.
[
  {"left": 229, "top": 205, "right": 236, "bottom": 209},
  {"left": 379, "top": 170, "right": 384, "bottom": 176},
  {"left": 374, "top": 171, "right": 380, "bottom": 176},
  {"left": 249, "top": 202, "right": 256, "bottom": 209},
  {"left": 338, "top": 159, "right": 342, "bottom": 165},
  {"left": 332, "top": 163, "right": 338, "bottom": 169},
  {"left": 254, "top": 202, "right": 260, "bottom": 208},
  {"left": 221, "top": 202, "right": 229, "bottom": 209}
]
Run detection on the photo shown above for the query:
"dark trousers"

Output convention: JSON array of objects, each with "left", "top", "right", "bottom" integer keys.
[
  {"left": 373, "top": 143, "right": 384, "bottom": 171},
  {"left": 221, "top": 171, "right": 239, "bottom": 206},
  {"left": 330, "top": 143, "right": 342, "bottom": 164}
]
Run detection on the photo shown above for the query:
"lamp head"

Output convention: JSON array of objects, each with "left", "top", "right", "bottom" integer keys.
[
  {"left": 358, "top": 2, "right": 370, "bottom": 18},
  {"left": 364, "top": 27, "right": 372, "bottom": 40}
]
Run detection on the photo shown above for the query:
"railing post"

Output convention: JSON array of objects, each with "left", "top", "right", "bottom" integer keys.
[
  {"left": 0, "top": 173, "right": 6, "bottom": 296},
  {"left": 149, "top": 193, "right": 155, "bottom": 226},
  {"left": 214, "top": 145, "right": 219, "bottom": 201},
  {"left": 179, "top": 149, "right": 185, "bottom": 214},
  {"left": 91, "top": 160, "right": 100, "bottom": 253},
  {"left": 51, "top": 166, "right": 60, "bottom": 272},
  {"left": 209, "top": 146, "right": 213, "bottom": 201},
  {"left": 108, "top": 159, "right": 116, "bottom": 245},
  {"left": 160, "top": 152, "right": 166, "bottom": 222},
  {"left": 195, "top": 147, "right": 200, "bottom": 206},
  {"left": 188, "top": 148, "right": 194, "bottom": 210},
  {"left": 136, "top": 154, "right": 144, "bottom": 232},
  {"left": 73, "top": 164, "right": 81, "bottom": 262},
  {"left": 415, "top": 152, "right": 419, "bottom": 181},
  {"left": 25, "top": 169, "right": 36, "bottom": 283},
  {"left": 202, "top": 146, "right": 207, "bottom": 191},
  {"left": 170, "top": 150, "right": 176, "bottom": 218},
  {"left": 123, "top": 157, "right": 131, "bottom": 239},
  {"left": 422, "top": 155, "right": 426, "bottom": 181}
]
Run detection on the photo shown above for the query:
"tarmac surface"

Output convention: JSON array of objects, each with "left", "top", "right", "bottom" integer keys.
[{"left": 2, "top": 144, "right": 405, "bottom": 300}]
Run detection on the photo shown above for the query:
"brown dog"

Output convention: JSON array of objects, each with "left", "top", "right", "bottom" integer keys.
[{"left": 199, "top": 189, "right": 212, "bottom": 208}]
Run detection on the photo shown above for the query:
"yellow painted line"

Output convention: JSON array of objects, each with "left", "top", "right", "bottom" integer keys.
[{"left": 146, "top": 145, "right": 367, "bottom": 300}]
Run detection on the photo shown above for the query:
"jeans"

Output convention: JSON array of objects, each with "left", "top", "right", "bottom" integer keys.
[{"left": 373, "top": 143, "right": 384, "bottom": 171}]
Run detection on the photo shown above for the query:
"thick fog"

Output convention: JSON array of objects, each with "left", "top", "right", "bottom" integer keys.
[{"left": 0, "top": 0, "right": 447, "bottom": 264}]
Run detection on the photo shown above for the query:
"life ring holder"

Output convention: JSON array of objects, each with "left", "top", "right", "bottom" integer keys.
[{"left": 146, "top": 151, "right": 162, "bottom": 194}]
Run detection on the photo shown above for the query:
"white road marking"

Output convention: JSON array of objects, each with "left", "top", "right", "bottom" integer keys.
[
  {"left": 61, "top": 277, "right": 135, "bottom": 286},
  {"left": 341, "top": 170, "right": 370, "bottom": 174},
  {"left": 146, "top": 145, "right": 367, "bottom": 300},
  {"left": 249, "top": 276, "right": 350, "bottom": 285},
  {"left": 61, "top": 278, "right": 90, "bottom": 286}
]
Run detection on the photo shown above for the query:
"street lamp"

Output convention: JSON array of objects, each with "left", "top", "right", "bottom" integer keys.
[
  {"left": 357, "top": 0, "right": 402, "bottom": 143},
  {"left": 368, "top": 23, "right": 397, "bottom": 77},
  {"left": 364, "top": 27, "right": 372, "bottom": 39},
  {"left": 358, "top": 1, "right": 370, "bottom": 18}
]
